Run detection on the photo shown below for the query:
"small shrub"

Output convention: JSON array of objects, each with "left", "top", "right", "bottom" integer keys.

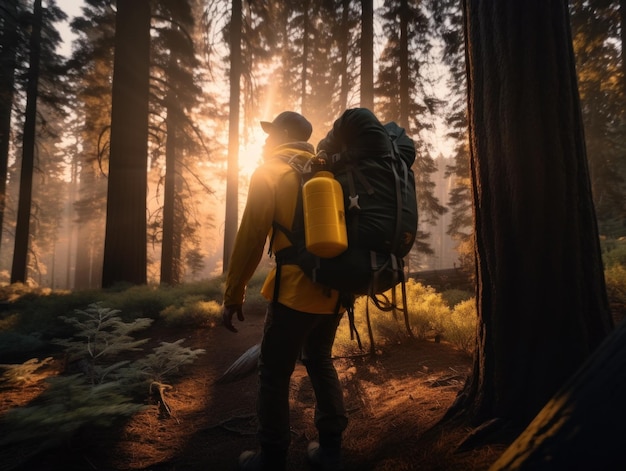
[
  {"left": 159, "top": 298, "right": 222, "bottom": 327},
  {"left": 602, "top": 238, "right": 626, "bottom": 268},
  {"left": 333, "top": 280, "right": 477, "bottom": 356},
  {"left": 440, "top": 289, "right": 474, "bottom": 308},
  {"left": 442, "top": 298, "right": 477, "bottom": 355},
  {"left": 53, "top": 303, "right": 153, "bottom": 385},
  {"left": 0, "top": 357, "right": 54, "bottom": 386},
  {"left": 1, "top": 302, "right": 205, "bottom": 468},
  {"left": 0, "top": 374, "right": 145, "bottom": 464},
  {"left": 0, "top": 331, "right": 47, "bottom": 361},
  {"left": 118, "top": 339, "right": 205, "bottom": 391}
]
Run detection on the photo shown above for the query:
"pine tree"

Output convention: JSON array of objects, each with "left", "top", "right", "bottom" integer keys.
[
  {"left": 11, "top": 0, "right": 67, "bottom": 284},
  {"left": 101, "top": 0, "right": 151, "bottom": 287},
  {"left": 376, "top": 0, "right": 447, "bottom": 263}
]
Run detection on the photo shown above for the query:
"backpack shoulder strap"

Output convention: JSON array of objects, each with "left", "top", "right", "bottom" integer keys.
[{"left": 267, "top": 156, "right": 308, "bottom": 303}]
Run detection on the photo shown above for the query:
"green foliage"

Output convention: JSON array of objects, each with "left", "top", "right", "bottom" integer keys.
[
  {"left": 445, "top": 299, "right": 477, "bottom": 355},
  {"left": 601, "top": 239, "right": 626, "bottom": 322},
  {"left": 605, "top": 264, "right": 626, "bottom": 308},
  {"left": 0, "top": 357, "right": 54, "bottom": 386},
  {"left": 334, "top": 280, "right": 477, "bottom": 356},
  {"left": 53, "top": 303, "right": 153, "bottom": 385},
  {"left": 440, "top": 288, "right": 474, "bottom": 308},
  {"left": 159, "top": 298, "right": 222, "bottom": 327},
  {"left": 602, "top": 239, "right": 626, "bottom": 269},
  {"left": 117, "top": 339, "right": 205, "bottom": 391},
  {"left": 1, "top": 301, "right": 205, "bottom": 468},
  {"left": 0, "top": 375, "right": 145, "bottom": 463},
  {"left": 0, "top": 331, "right": 47, "bottom": 361},
  {"left": 0, "top": 278, "right": 227, "bottom": 347}
]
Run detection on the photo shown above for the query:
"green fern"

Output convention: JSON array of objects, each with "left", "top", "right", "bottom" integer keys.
[{"left": 53, "top": 302, "right": 153, "bottom": 384}]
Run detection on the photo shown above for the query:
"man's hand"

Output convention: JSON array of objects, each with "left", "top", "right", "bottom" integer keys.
[{"left": 222, "top": 304, "right": 244, "bottom": 333}]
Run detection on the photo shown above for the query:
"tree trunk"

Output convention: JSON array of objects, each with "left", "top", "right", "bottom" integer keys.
[
  {"left": 160, "top": 91, "right": 178, "bottom": 285},
  {"left": 300, "top": 0, "right": 310, "bottom": 113},
  {"left": 360, "top": 0, "right": 374, "bottom": 109},
  {"left": 619, "top": 0, "right": 626, "bottom": 96},
  {"left": 457, "top": 0, "right": 613, "bottom": 428},
  {"left": 399, "top": 0, "right": 410, "bottom": 129},
  {"left": 11, "top": 0, "right": 43, "bottom": 284},
  {"left": 74, "top": 55, "right": 110, "bottom": 290},
  {"left": 223, "top": 0, "right": 242, "bottom": 274},
  {"left": 101, "top": 0, "right": 150, "bottom": 287},
  {"left": 338, "top": 0, "right": 351, "bottom": 112},
  {"left": 491, "top": 319, "right": 626, "bottom": 470},
  {"left": 0, "top": 0, "right": 19, "bottom": 255}
]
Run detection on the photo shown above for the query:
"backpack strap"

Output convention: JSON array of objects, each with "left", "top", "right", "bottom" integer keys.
[
  {"left": 332, "top": 152, "right": 375, "bottom": 248},
  {"left": 268, "top": 156, "right": 308, "bottom": 304}
]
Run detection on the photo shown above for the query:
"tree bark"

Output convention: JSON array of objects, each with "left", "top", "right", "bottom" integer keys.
[
  {"left": 491, "top": 319, "right": 626, "bottom": 470},
  {"left": 160, "top": 89, "right": 179, "bottom": 285},
  {"left": 338, "top": 0, "right": 351, "bottom": 112},
  {"left": 222, "top": 0, "right": 242, "bottom": 274},
  {"left": 101, "top": 0, "right": 150, "bottom": 287},
  {"left": 399, "top": 0, "right": 410, "bottom": 129},
  {"left": 360, "top": 0, "right": 374, "bottom": 109},
  {"left": 458, "top": 0, "right": 613, "bottom": 427},
  {"left": 0, "top": 0, "right": 19, "bottom": 255},
  {"left": 11, "top": 0, "right": 43, "bottom": 284},
  {"left": 619, "top": 0, "right": 626, "bottom": 96}
]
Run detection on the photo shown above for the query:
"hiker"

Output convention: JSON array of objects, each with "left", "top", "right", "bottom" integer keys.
[{"left": 222, "top": 111, "right": 348, "bottom": 471}]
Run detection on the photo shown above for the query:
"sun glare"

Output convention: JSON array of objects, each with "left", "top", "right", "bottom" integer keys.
[{"left": 239, "top": 126, "right": 267, "bottom": 177}]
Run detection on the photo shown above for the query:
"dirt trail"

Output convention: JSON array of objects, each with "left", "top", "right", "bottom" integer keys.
[{"left": 4, "top": 307, "right": 504, "bottom": 471}]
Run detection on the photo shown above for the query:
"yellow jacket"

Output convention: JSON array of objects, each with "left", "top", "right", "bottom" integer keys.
[{"left": 223, "top": 143, "right": 341, "bottom": 314}]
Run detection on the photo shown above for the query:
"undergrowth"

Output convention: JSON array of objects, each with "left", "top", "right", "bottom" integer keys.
[
  {"left": 0, "top": 303, "right": 204, "bottom": 470},
  {"left": 333, "top": 279, "right": 476, "bottom": 357},
  {"left": 1, "top": 244, "right": 624, "bottom": 468}
]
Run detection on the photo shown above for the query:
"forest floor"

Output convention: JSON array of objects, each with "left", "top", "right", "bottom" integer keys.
[{"left": 2, "top": 306, "right": 511, "bottom": 471}]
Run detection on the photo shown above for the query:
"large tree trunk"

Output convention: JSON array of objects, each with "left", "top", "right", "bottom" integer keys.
[
  {"left": 222, "top": 0, "right": 242, "bottom": 274},
  {"left": 11, "top": 0, "right": 43, "bottom": 284},
  {"left": 491, "top": 318, "right": 626, "bottom": 470},
  {"left": 102, "top": 0, "right": 150, "bottom": 287},
  {"left": 360, "top": 0, "right": 374, "bottom": 109},
  {"left": 456, "top": 0, "right": 614, "bottom": 429}
]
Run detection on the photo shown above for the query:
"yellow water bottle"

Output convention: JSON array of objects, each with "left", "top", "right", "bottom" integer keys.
[{"left": 302, "top": 171, "right": 348, "bottom": 258}]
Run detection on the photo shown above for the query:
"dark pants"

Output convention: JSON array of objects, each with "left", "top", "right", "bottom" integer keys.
[{"left": 257, "top": 303, "right": 348, "bottom": 463}]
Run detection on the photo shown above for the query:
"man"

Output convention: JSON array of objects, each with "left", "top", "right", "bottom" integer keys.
[{"left": 222, "top": 111, "right": 348, "bottom": 471}]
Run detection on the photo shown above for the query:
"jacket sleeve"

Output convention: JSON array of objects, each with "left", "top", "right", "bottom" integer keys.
[{"left": 223, "top": 167, "right": 275, "bottom": 306}]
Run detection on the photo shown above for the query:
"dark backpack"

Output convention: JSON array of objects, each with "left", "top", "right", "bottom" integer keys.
[{"left": 271, "top": 109, "right": 418, "bottom": 350}]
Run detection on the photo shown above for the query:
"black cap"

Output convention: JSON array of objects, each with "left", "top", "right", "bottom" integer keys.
[{"left": 260, "top": 111, "right": 312, "bottom": 142}]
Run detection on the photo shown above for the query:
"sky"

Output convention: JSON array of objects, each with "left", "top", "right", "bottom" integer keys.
[{"left": 54, "top": 0, "right": 84, "bottom": 58}]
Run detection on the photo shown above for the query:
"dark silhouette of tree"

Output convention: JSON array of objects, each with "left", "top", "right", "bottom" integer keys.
[
  {"left": 0, "top": 0, "right": 21, "bottom": 255},
  {"left": 569, "top": 0, "right": 626, "bottom": 237},
  {"left": 160, "top": 86, "right": 182, "bottom": 284},
  {"left": 432, "top": 0, "right": 474, "bottom": 272},
  {"left": 222, "top": 0, "right": 242, "bottom": 275},
  {"left": 101, "top": 0, "right": 151, "bottom": 287},
  {"left": 69, "top": 0, "right": 115, "bottom": 289},
  {"left": 360, "top": 0, "right": 374, "bottom": 109},
  {"left": 153, "top": 0, "right": 204, "bottom": 285},
  {"left": 11, "top": 0, "right": 44, "bottom": 284},
  {"left": 377, "top": 0, "right": 447, "bottom": 262},
  {"left": 621, "top": 0, "right": 626, "bottom": 96},
  {"left": 449, "top": 0, "right": 614, "bottom": 439},
  {"left": 9, "top": 0, "right": 66, "bottom": 284}
]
